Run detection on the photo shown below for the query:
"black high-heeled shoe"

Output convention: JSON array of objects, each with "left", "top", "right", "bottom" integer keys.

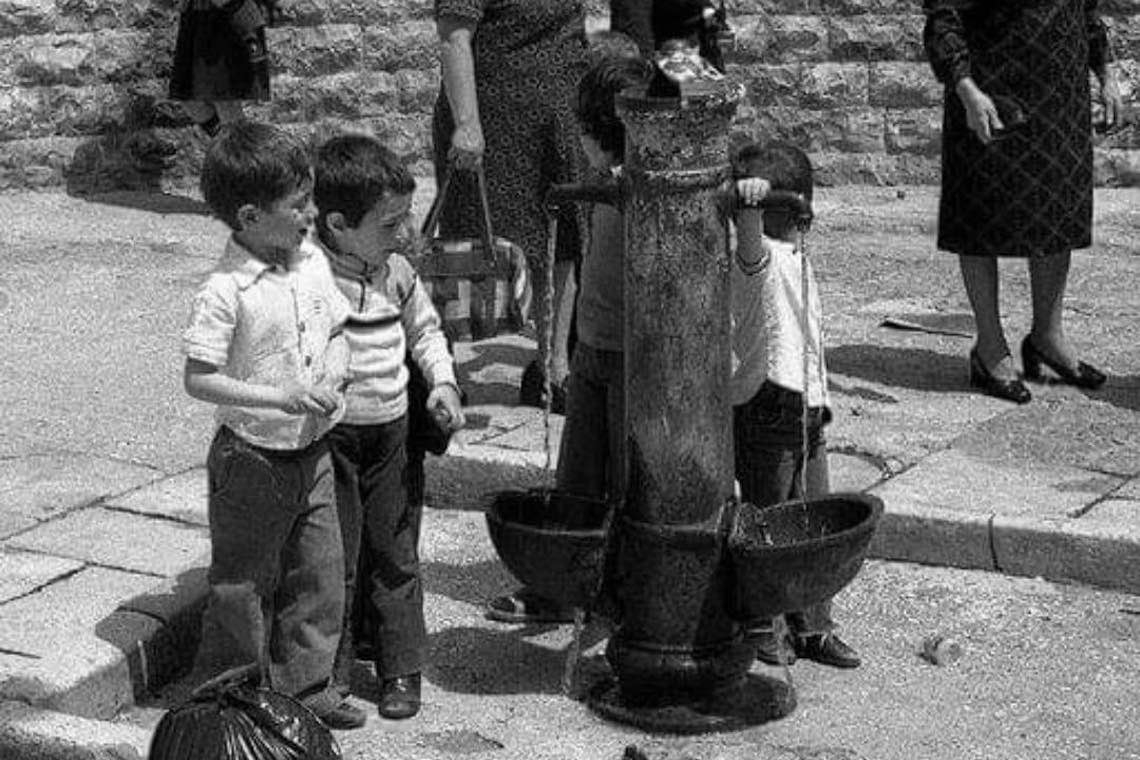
[
  {"left": 1020, "top": 337, "right": 1106, "bottom": 390},
  {"left": 969, "top": 349, "right": 1031, "bottom": 404}
]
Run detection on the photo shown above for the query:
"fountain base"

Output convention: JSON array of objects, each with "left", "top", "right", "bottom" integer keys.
[{"left": 585, "top": 671, "right": 795, "bottom": 734}]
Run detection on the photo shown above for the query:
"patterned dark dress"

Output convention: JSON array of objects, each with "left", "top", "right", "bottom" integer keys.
[
  {"left": 169, "top": 0, "right": 271, "bottom": 103},
  {"left": 432, "top": 0, "right": 588, "bottom": 278},
  {"left": 923, "top": 0, "right": 1109, "bottom": 258}
]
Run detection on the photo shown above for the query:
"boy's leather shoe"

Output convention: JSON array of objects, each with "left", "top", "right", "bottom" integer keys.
[
  {"left": 378, "top": 672, "right": 421, "bottom": 720},
  {"left": 794, "top": 633, "right": 861, "bottom": 669},
  {"left": 313, "top": 699, "right": 367, "bottom": 730}
]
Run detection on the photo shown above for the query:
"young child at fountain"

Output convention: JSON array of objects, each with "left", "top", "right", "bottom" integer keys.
[
  {"left": 181, "top": 120, "right": 367, "bottom": 729},
  {"left": 731, "top": 140, "right": 861, "bottom": 669},
  {"left": 484, "top": 51, "right": 655, "bottom": 625},
  {"left": 311, "top": 132, "right": 464, "bottom": 720}
]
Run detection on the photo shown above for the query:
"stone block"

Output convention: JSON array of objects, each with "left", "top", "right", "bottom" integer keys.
[
  {"left": 798, "top": 62, "right": 869, "bottom": 108},
  {"left": 4, "top": 31, "right": 158, "bottom": 88},
  {"left": 813, "top": 106, "right": 885, "bottom": 153},
  {"left": 730, "top": 14, "right": 828, "bottom": 64},
  {"left": 827, "top": 14, "right": 924, "bottom": 62},
  {"left": 0, "top": 566, "right": 157, "bottom": 718},
  {"left": 866, "top": 492, "right": 995, "bottom": 571},
  {"left": 272, "top": 23, "right": 364, "bottom": 79},
  {"left": 8, "top": 507, "right": 209, "bottom": 577},
  {"left": 0, "top": 454, "right": 161, "bottom": 540},
  {"left": 0, "top": 551, "right": 83, "bottom": 604},
  {"left": 0, "top": 0, "right": 55, "bottom": 38},
  {"left": 869, "top": 61, "right": 942, "bottom": 107},
  {"left": 992, "top": 513, "right": 1140, "bottom": 595},
  {"left": 884, "top": 107, "right": 942, "bottom": 156},
  {"left": 740, "top": 63, "right": 802, "bottom": 108},
  {"left": 361, "top": 19, "right": 437, "bottom": 72},
  {"left": 0, "top": 701, "right": 149, "bottom": 760},
  {"left": 104, "top": 469, "right": 208, "bottom": 527}
]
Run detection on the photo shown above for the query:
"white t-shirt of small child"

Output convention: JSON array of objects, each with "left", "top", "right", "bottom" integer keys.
[
  {"left": 729, "top": 235, "right": 829, "bottom": 409},
  {"left": 183, "top": 237, "right": 351, "bottom": 450}
]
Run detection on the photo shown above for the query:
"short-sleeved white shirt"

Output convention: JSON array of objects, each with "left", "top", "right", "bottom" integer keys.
[{"left": 183, "top": 237, "right": 351, "bottom": 450}]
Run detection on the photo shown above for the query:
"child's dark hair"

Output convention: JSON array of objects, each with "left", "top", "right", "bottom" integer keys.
[
  {"left": 734, "top": 140, "right": 814, "bottom": 238},
  {"left": 312, "top": 133, "right": 416, "bottom": 244},
  {"left": 577, "top": 53, "right": 654, "bottom": 162},
  {"left": 200, "top": 120, "right": 312, "bottom": 230}
]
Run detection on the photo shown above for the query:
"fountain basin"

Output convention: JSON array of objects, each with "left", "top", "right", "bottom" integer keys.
[
  {"left": 485, "top": 488, "right": 609, "bottom": 610},
  {"left": 728, "top": 492, "right": 882, "bottom": 621}
]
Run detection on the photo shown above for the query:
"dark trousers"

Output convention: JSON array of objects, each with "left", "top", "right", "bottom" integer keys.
[
  {"left": 329, "top": 416, "right": 426, "bottom": 683},
  {"left": 733, "top": 381, "right": 834, "bottom": 637},
  {"left": 193, "top": 426, "right": 344, "bottom": 710}
]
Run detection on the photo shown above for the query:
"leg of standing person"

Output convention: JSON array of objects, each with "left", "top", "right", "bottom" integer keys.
[
  {"left": 354, "top": 417, "right": 426, "bottom": 720},
  {"left": 1022, "top": 248, "right": 1106, "bottom": 388},
  {"left": 271, "top": 442, "right": 368, "bottom": 725},
  {"left": 328, "top": 426, "right": 365, "bottom": 697},
  {"left": 733, "top": 385, "right": 859, "bottom": 668},
  {"left": 960, "top": 254, "right": 1032, "bottom": 403},
  {"left": 959, "top": 255, "right": 1013, "bottom": 376}
]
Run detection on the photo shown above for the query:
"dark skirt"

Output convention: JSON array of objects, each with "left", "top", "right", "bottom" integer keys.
[
  {"left": 169, "top": 6, "right": 270, "bottom": 102},
  {"left": 937, "top": 2, "right": 1093, "bottom": 258}
]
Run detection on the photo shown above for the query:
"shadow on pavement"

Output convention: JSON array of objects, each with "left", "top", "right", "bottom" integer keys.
[
  {"left": 76, "top": 190, "right": 210, "bottom": 216},
  {"left": 423, "top": 559, "right": 514, "bottom": 609},
  {"left": 1081, "top": 373, "right": 1140, "bottom": 412},
  {"left": 95, "top": 564, "right": 208, "bottom": 707},
  {"left": 827, "top": 343, "right": 966, "bottom": 393},
  {"left": 427, "top": 623, "right": 607, "bottom": 696}
]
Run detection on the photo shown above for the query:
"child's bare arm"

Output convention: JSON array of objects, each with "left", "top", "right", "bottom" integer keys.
[
  {"left": 734, "top": 178, "right": 771, "bottom": 274},
  {"left": 183, "top": 358, "right": 337, "bottom": 416}
]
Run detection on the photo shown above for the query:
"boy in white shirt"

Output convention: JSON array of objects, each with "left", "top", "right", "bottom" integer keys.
[
  {"left": 731, "top": 141, "right": 860, "bottom": 670},
  {"left": 182, "top": 120, "right": 366, "bottom": 729}
]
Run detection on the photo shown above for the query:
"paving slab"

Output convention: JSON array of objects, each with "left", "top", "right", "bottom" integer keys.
[
  {"left": 0, "top": 566, "right": 159, "bottom": 718},
  {"left": 953, "top": 393, "right": 1140, "bottom": 477},
  {"left": 0, "top": 551, "right": 83, "bottom": 604},
  {"left": 6, "top": 507, "right": 209, "bottom": 577},
  {"left": 103, "top": 468, "right": 208, "bottom": 527},
  {"left": 0, "top": 454, "right": 163, "bottom": 540},
  {"left": 828, "top": 451, "right": 885, "bottom": 492},
  {"left": 867, "top": 448, "right": 1122, "bottom": 521},
  {"left": 0, "top": 701, "right": 148, "bottom": 760}
]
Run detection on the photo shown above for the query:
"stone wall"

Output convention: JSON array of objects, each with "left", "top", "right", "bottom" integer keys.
[{"left": 1, "top": 0, "right": 1139, "bottom": 191}]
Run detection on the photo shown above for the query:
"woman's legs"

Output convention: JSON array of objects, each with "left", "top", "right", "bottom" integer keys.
[
  {"left": 1027, "top": 250, "right": 1079, "bottom": 371},
  {"left": 959, "top": 254, "right": 1017, "bottom": 380},
  {"left": 550, "top": 259, "right": 577, "bottom": 387}
]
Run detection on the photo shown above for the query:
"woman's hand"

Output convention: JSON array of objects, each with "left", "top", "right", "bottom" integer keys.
[
  {"left": 1098, "top": 69, "right": 1125, "bottom": 132},
  {"left": 955, "top": 77, "right": 1002, "bottom": 145},
  {"left": 450, "top": 119, "right": 485, "bottom": 171}
]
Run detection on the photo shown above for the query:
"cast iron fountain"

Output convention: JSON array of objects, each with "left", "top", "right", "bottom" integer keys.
[{"left": 485, "top": 75, "right": 882, "bottom": 733}]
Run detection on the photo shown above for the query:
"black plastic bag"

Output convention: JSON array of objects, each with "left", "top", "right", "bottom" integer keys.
[{"left": 149, "top": 665, "right": 342, "bottom": 760}]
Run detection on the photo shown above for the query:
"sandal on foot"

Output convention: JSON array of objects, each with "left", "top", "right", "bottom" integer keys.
[{"left": 485, "top": 589, "right": 574, "bottom": 624}]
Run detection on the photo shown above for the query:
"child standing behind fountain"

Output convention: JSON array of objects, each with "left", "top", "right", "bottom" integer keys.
[
  {"left": 730, "top": 141, "right": 861, "bottom": 669},
  {"left": 485, "top": 51, "right": 654, "bottom": 624}
]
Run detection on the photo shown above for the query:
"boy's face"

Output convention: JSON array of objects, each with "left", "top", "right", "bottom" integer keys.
[
  {"left": 333, "top": 192, "right": 414, "bottom": 267},
  {"left": 236, "top": 180, "right": 316, "bottom": 266}
]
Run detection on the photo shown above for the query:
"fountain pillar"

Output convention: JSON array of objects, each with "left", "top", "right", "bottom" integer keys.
[{"left": 594, "top": 83, "right": 764, "bottom": 723}]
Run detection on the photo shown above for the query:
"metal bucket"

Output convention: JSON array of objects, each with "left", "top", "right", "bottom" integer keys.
[
  {"left": 484, "top": 488, "right": 609, "bottom": 610},
  {"left": 727, "top": 492, "right": 882, "bottom": 621}
]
